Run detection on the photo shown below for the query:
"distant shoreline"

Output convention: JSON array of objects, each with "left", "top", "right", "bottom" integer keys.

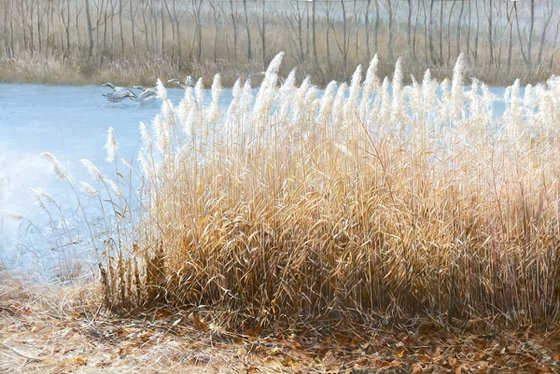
[{"left": 1, "top": 55, "right": 556, "bottom": 89}]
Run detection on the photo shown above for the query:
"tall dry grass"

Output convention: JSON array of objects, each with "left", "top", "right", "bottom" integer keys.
[{"left": 44, "top": 52, "right": 560, "bottom": 331}]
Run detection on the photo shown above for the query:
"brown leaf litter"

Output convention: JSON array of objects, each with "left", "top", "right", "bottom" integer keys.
[{"left": 1, "top": 270, "right": 560, "bottom": 373}]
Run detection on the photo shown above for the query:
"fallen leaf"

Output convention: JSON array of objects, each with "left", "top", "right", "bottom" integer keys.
[
  {"left": 449, "top": 357, "right": 458, "bottom": 366},
  {"left": 71, "top": 356, "right": 88, "bottom": 366},
  {"left": 193, "top": 313, "right": 208, "bottom": 331},
  {"left": 538, "top": 364, "right": 553, "bottom": 373},
  {"left": 412, "top": 363, "right": 423, "bottom": 373}
]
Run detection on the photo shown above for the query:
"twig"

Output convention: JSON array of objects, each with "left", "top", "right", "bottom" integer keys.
[{"left": 0, "top": 342, "right": 45, "bottom": 362}]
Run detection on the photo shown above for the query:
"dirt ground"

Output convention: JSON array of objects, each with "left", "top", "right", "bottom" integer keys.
[{"left": 1, "top": 271, "right": 560, "bottom": 373}]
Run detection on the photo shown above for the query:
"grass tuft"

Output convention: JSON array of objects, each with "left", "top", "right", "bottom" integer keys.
[{"left": 45, "top": 52, "right": 560, "bottom": 332}]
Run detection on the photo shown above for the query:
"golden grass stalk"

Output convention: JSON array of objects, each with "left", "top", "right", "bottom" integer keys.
[{"left": 78, "top": 52, "right": 560, "bottom": 330}]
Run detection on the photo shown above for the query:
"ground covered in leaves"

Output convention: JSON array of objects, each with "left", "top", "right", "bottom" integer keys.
[{"left": 1, "top": 271, "right": 560, "bottom": 373}]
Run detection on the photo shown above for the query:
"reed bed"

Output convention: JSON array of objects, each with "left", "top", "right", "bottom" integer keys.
[{"left": 45, "top": 52, "right": 560, "bottom": 331}]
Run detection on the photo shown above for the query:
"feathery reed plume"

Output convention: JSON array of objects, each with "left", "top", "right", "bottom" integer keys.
[
  {"left": 155, "top": 79, "right": 167, "bottom": 101},
  {"left": 82, "top": 52, "right": 560, "bottom": 334},
  {"left": 80, "top": 159, "right": 104, "bottom": 183},
  {"left": 332, "top": 82, "right": 347, "bottom": 126},
  {"left": 319, "top": 81, "right": 337, "bottom": 123},
  {"left": 348, "top": 64, "right": 362, "bottom": 112},
  {"left": 361, "top": 54, "right": 380, "bottom": 116},
  {"left": 207, "top": 73, "right": 222, "bottom": 124},
  {"left": 105, "top": 127, "right": 118, "bottom": 163},
  {"left": 79, "top": 181, "right": 99, "bottom": 198},
  {"left": 40, "top": 152, "right": 67, "bottom": 180},
  {"left": 451, "top": 53, "right": 465, "bottom": 121},
  {"left": 226, "top": 78, "right": 242, "bottom": 122},
  {"left": 391, "top": 58, "right": 403, "bottom": 125}
]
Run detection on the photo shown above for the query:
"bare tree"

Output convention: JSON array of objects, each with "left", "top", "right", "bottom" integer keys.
[
  {"left": 286, "top": 1, "right": 305, "bottom": 64},
  {"left": 537, "top": 0, "right": 554, "bottom": 71},
  {"left": 374, "top": 0, "right": 379, "bottom": 54},
  {"left": 256, "top": 0, "right": 267, "bottom": 68},
  {"left": 191, "top": 0, "right": 204, "bottom": 63},
  {"left": 456, "top": 0, "right": 465, "bottom": 56},
  {"left": 243, "top": 0, "right": 252, "bottom": 61},
  {"left": 383, "top": 0, "right": 396, "bottom": 63},
  {"left": 209, "top": 0, "right": 220, "bottom": 63},
  {"left": 365, "top": 0, "right": 371, "bottom": 59},
  {"left": 485, "top": 0, "right": 494, "bottom": 66},
  {"left": 85, "top": 0, "right": 94, "bottom": 58},
  {"left": 312, "top": 0, "right": 318, "bottom": 64},
  {"left": 506, "top": 0, "right": 514, "bottom": 73},
  {"left": 407, "top": 0, "right": 412, "bottom": 54},
  {"left": 446, "top": 0, "right": 457, "bottom": 66},
  {"left": 229, "top": 0, "right": 238, "bottom": 63}
]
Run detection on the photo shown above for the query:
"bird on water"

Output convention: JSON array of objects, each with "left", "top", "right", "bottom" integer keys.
[
  {"left": 167, "top": 75, "right": 196, "bottom": 89},
  {"left": 101, "top": 83, "right": 137, "bottom": 103},
  {"left": 132, "top": 86, "right": 158, "bottom": 105}
]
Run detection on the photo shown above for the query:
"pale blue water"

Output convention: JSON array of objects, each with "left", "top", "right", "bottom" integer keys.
[
  {"left": 0, "top": 83, "right": 234, "bottom": 277},
  {"left": 0, "top": 82, "right": 510, "bottom": 278}
]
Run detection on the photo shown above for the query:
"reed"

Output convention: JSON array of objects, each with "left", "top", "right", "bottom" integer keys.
[{"left": 46, "top": 52, "right": 560, "bottom": 331}]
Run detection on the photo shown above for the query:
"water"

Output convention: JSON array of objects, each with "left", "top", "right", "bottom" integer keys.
[
  {"left": 0, "top": 83, "right": 234, "bottom": 276},
  {"left": 0, "top": 82, "right": 510, "bottom": 277}
]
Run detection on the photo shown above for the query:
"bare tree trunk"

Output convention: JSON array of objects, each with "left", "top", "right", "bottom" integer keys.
[
  {"left": 129, "top": 0, "right": 136, "bottom": 51},
  {"left": 2, "top": 0, "right": 9, "bottom": 55},
  {"left": 243, "top": 0, "right": 252, "bottom": 61},
  {"left": 374, "top": 0, "right": 379, "bottom": 53},
  {"left": 423, "top": 1, "right": 429, "bottom": 64},
  {"left": 407, "top": 0, "right": 412, "bottom": 53},
  {"left": 456, "top": 0, "right": 464, "bottom": 56},
  {"left": 29, "top": 0, "right": 35, "bottom": 54},
  {"left": 9, "top": 0, "right": 15, "bottom": 57},
  {"left": 447, "top": 0, "right": 456, "bottom": 66},
  {"left": 549, "top": 16, "right": 560, "bottom": 69},
  {"left": 312, "top": 0, "right": 318, "bottom": 63},
  {"left": 486, "top": 0, "right": 494, "bottom": 66},
  {"left": 160, "top": 0, "right": 165, "bottom": 56},
  {"left": 365, "top": 0, "right": 371, "bottom": 59},
  {"left": 257, "top": 0, "right": 266, "bottom": 68},
  {"left": 412, "top": 0, "right": 420, "bottom": 59},
  {"left": 118, "top": 0, "right": 124, "bottom": 56},
  {"left": 466, "top": 1, "right": 471, "bottom": 58},
  {"left": 163, "top": 0, "right": 175, "bottom": 59},
  {"left": 193, "top": 0, "right": 203, "bottom": 63},
  {"left": 353, "top": 0, "right": 359, "bottom": 60},
  {"left": 341, "top": 0, "right": 348, "bottom": 68},
  {"left": 74, "top": 2, "right": 82, "bottom": 51},
  {"left": 385, "top": 0, "right": 394, "bottom": 63},
  {"left": 528, "top": 0, "right": 535, "bottom": 71},
  {"left": 209, "top": 0, "right": 219, "bottom": 63},
  {"left": 85, "top": 0, "right": 94, "bottom": 58},
  {"left": 507, "top": 2, "right": 513, "bottom": 73},
  {"left": 474, "top": 0, "right": 479, "bottom": 66},
  {"left": 537, "top": 0, "right": 553, "bottom": 70},
  {"left": 324, "top": 2, "right": 332, "bottom": 72},
  {"left": 429, "top": 0, "right": 436, "bottom": 65},
  {"left": 438, "top": 0, "right": 443, "bottom": 65},
  {"left": 229, "top": 0, "right": 238, "bottom": 63}
]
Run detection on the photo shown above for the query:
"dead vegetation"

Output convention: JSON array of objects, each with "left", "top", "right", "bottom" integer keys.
[{"left": 2, "top": 270, "right": 560, "bottom": 373}]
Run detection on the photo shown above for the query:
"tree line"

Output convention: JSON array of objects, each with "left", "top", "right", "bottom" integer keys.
[{"left": 1, "top": 0, "right": 558, "bottom": 84}]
